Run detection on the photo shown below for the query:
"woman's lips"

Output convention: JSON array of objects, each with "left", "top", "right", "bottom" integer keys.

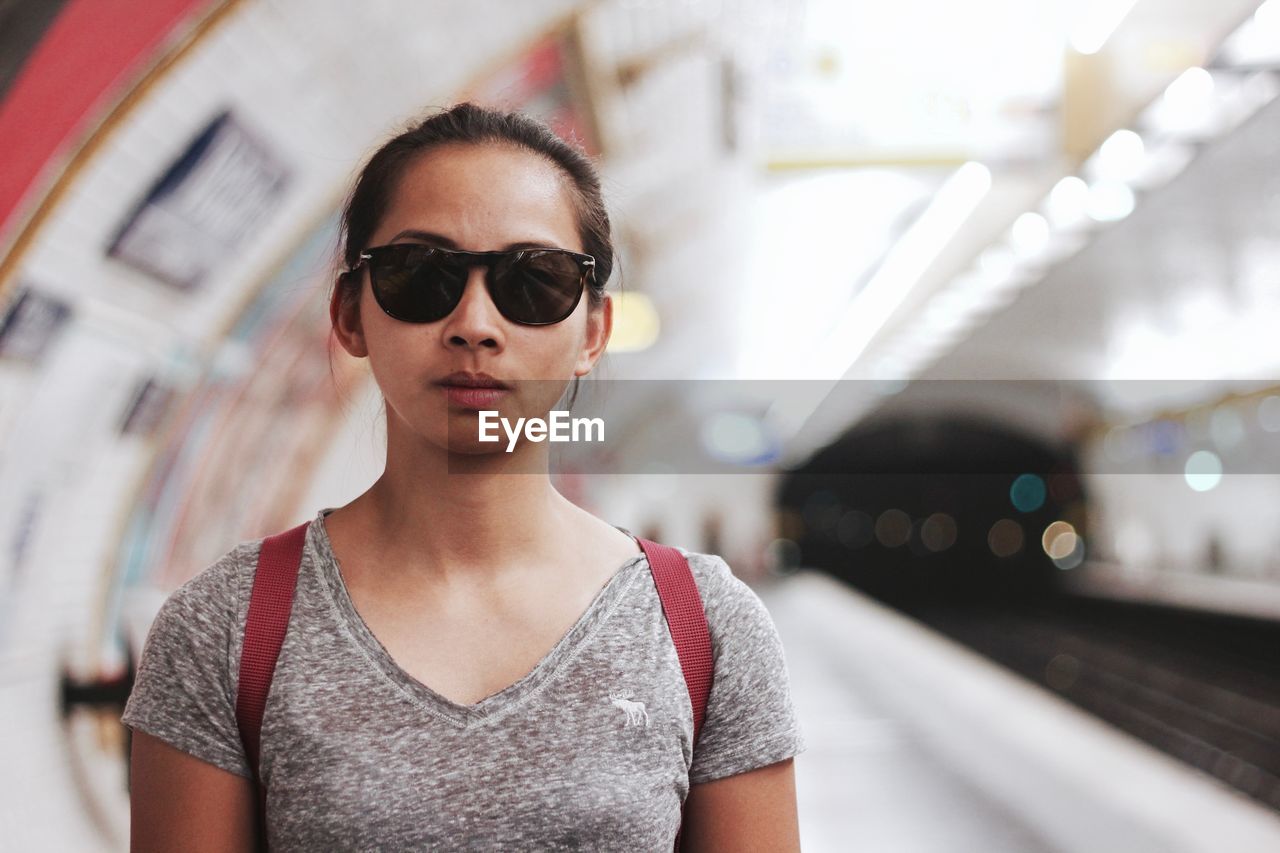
[{"left": 439, "top": 384, "right": 509, "bottom": 409}]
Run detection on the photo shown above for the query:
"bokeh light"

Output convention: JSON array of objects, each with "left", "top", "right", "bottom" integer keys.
[
  {"left": 837, "top": 509, "right": 874, "bottom": 549},
  {"left": 988, "top": 518, "right": 1024, "bottom": 557},
  {"left": 765, "top": 537, "right": 802, "bottom": 574},
  {"left": 920, "top": 512, "right": 958, "bottom": 552},
  {"left": 1256, "top": 394, "right": 1280, "bottom": 432},
  {"left": 875, "top": 508, "right": 912, "bottom": 548},
  {"left": 1009, "top": 473, "right": 1046, "bottom": 513},
  {"left": 1041, "top": 520, "right": 1078, "bottom": 560},
  {"left": 1184, "top": 450, "right": 1224, "bottom": 491}
]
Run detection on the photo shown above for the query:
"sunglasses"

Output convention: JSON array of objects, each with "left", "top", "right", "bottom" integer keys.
[{"left": 348, "top": 243, "right": 596, "bottom": 326}]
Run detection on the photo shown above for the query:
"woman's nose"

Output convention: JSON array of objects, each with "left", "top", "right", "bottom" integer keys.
[{"left": 443, "top": 266, "right": 504, "bottom": 343}]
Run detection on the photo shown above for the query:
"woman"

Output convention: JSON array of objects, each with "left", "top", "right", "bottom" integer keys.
[{"left": 123, "top": 102, "right": 805, "bottom": 851}]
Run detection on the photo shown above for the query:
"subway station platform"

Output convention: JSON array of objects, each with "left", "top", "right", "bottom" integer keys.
[{"left": 760, "top": 570, "right": 1280, "bottom": 853}]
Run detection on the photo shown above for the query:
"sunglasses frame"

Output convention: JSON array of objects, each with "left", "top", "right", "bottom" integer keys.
[{"left": 349, "top": 243, "right": 596, "bottom": 326}]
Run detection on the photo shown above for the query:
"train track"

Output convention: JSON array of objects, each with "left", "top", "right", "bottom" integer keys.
[{"left": 901, "top": 596, "right": 1280, "bottom": 814}]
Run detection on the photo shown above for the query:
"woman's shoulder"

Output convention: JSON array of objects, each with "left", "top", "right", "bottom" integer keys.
[
  {"left": 124, "top": 534, "right": 270, "bottom": 706},
  {"left": 121, "top": 535, "right": 268, "bottom": 779},
  {"left": 668, "top": 546, "right": 753, "bottom": 594},
  {"left": 670, "top": 547, "right": 732, "bottom": 587},
  {"left": 146, "top": 535, "right": 267, "bottom": 634},
  {"left": 666, "top": 547, "right": 807, "bottom": 783},
  {"left": 665, "top": 547, "right": 780, "bottom": 639}
]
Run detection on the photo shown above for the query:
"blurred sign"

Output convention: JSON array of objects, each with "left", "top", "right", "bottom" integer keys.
[
  {"left": 118, "top": 375, "right": 178, "bottom": 439},
  {"left": 0, "top": 285, "right": 72, "bottom": 364},
  {"left": 461, "top": 20, "right": 602, "bottom": 157},
  {"left": 107, "top": 109, "right": 289, "bottom": 290}
]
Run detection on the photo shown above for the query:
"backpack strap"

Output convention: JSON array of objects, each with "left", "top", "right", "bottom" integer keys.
[
  {"left": 235, "top": 520, "right": 310, "bottom": 852},
  {"left": 636, "top": 538, "right": 714, "bottom": 853}
]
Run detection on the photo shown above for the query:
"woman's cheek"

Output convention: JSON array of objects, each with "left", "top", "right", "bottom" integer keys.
[{"left": 369, "top": 338, "right": 433, "bottom": 421}]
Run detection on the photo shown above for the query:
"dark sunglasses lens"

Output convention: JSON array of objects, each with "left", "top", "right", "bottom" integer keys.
[
  {"left": 494, "top": 252, "right": 585, "bottom": 324},
  {"left": 370, "top": 247, "right": 464, "bottom": 322}
]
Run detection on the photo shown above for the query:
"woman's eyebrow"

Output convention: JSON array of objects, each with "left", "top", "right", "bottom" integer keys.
[{"left": 389, "top": 229, "right": 561, "bottom": 251}]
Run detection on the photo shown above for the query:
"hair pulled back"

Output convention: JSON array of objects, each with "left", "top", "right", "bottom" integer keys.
[{"left": 331, "top": 102, "right": 614, "bottom": 325}]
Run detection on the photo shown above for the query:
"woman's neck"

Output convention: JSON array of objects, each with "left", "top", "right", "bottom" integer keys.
[
  {"left": 361, "top": 466, "right": 575, "bottom": 581},
  {"left": 329, "top": 408, "right": 618, "bottom": 588}
]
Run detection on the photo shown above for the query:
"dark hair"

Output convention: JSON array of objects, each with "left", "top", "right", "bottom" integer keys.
[{"left": 328, "top": 102, "right": 615, "bottom": 409}]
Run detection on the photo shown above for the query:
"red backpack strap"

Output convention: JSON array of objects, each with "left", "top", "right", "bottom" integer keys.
[
  {"left": 235, "top": 520, "right": 309, "bottom": 852},
  {"left": 636, "top": 538, "right": 713, "bottom": 853}
]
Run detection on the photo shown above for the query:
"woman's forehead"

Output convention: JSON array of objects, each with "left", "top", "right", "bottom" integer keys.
[{"left": 376, "top": 144, "right": 581, "bottom": 251}]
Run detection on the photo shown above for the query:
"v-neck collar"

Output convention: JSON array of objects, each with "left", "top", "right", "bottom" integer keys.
[{"left": 310, "top": 507, "right": 648, "bottom": 729}]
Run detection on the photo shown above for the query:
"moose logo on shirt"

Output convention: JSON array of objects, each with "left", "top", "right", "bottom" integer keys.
[{"left": 608, "top": 690, "right": 650, "bottom": 728}]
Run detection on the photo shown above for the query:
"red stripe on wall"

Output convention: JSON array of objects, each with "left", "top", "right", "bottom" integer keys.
[{"left": 0, "top": 0, "right": 215, "bottom": 244}]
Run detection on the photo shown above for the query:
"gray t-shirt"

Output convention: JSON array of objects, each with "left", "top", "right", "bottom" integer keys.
[{"left": 121, "top": 506, "right": 806, "bottom": 851}]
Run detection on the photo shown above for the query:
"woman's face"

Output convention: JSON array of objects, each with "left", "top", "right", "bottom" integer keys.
[{"left": 339, "top": 142, "right": 611, "bottom": 454}]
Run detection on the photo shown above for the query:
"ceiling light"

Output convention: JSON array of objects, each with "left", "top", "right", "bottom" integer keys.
[
  {"left": 820, "top": 161, "right": 992, "bottom": 373},
  {"left": 606, "top": 291, "right": 660, "bottom": 353},
  {"left": 1086, "top": 181, "right": 1135, "bottom": 222},
  {"left": 1095, "top": 129, "right": 1146, "bottom": 182},
  {"left": 1010, "top": 211, "right": 1050, "bottom": 258},
  {"left": 1045, "top": 175, "right": 1090, "bottom": 229}
]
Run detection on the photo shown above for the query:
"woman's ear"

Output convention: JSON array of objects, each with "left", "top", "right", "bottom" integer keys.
[
  {"left": 573, "top": 294, "right": 612, "bottom": 377},
  {"left": 330, "top": 275, "right": 369, "bottom": 358}
]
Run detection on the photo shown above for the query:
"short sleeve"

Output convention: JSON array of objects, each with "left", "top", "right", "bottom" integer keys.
[
  {"left": 120, "top": 544, "right": 254, "bottom": 779},
  {"left": 686, "top": 554, "right": 807, "bottom": 784}
]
